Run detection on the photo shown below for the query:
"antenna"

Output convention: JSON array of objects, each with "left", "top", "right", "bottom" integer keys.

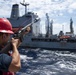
[{"left": 20, "top": 0, "right": 29, "bottom": 15}]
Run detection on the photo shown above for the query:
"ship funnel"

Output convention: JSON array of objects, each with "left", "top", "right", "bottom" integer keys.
[{"left": 10, "top": 4, "right": 19, "bottom": 19}]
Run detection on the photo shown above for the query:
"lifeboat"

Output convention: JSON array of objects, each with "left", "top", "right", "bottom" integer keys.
[{"left": 60, "top": 35, "right": 70, "bottom": 39}]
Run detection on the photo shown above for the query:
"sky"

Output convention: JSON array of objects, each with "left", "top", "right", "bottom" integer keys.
[{"left": 0, "top": 0, "right": 76, "bottom": 34}]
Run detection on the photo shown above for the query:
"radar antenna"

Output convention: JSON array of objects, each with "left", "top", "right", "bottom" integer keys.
[{"left": 20, "top": 0, "right": 29, "bottom": 15}]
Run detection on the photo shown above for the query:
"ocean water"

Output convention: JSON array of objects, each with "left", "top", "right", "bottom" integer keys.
[{"left": 16, "top": 48, "right": 76, "bottom": 75}]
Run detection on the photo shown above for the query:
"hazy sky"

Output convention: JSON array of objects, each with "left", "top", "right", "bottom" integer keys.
[{"left": 0, "top": 0, "right": 76, "bottom": 34}]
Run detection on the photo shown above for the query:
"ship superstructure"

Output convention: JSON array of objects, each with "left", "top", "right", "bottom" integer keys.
[
  {"left": 7, "top": 1, "right": 40, "bottom": 33},
  {"left": 6, "top": 1, "right": 76, "bottom": 51}
]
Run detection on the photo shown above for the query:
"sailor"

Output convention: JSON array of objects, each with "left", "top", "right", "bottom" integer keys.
[{"left": 0, "top": 18, "right": 21, "bottom": 75}]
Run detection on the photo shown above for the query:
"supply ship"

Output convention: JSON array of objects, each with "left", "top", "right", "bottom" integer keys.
[{"left": 7, "top": 1, "right": 76, "bottom": 51}]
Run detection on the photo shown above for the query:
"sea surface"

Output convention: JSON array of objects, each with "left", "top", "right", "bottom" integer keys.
[{"left": 16, "top": 48, "right": 76, "bottom": 75}]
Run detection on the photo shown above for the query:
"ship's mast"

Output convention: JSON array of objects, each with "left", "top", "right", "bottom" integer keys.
[
  {"left": 45, "top": 13, "right": 53, "bottom": 37},
  {"left": 50, "top": 20, "right": 53, "bottom": 35},
  {"left": 70, "top": 18, "right": 74, "bottom": 34},
  {"left": 45, "top": 13, "right": 50, "bottom": 37},
  {"left": 20, "top": 0, "right": 29, "bottom": 15}
]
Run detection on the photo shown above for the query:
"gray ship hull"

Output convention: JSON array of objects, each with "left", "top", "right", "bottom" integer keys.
[{"left": 20, "top": 35, "right": 76, "bottom": 51}]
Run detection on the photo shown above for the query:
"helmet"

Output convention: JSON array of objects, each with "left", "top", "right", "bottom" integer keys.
[{"left": 0, "top": 18, "right": 14, "bottom": 34}]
